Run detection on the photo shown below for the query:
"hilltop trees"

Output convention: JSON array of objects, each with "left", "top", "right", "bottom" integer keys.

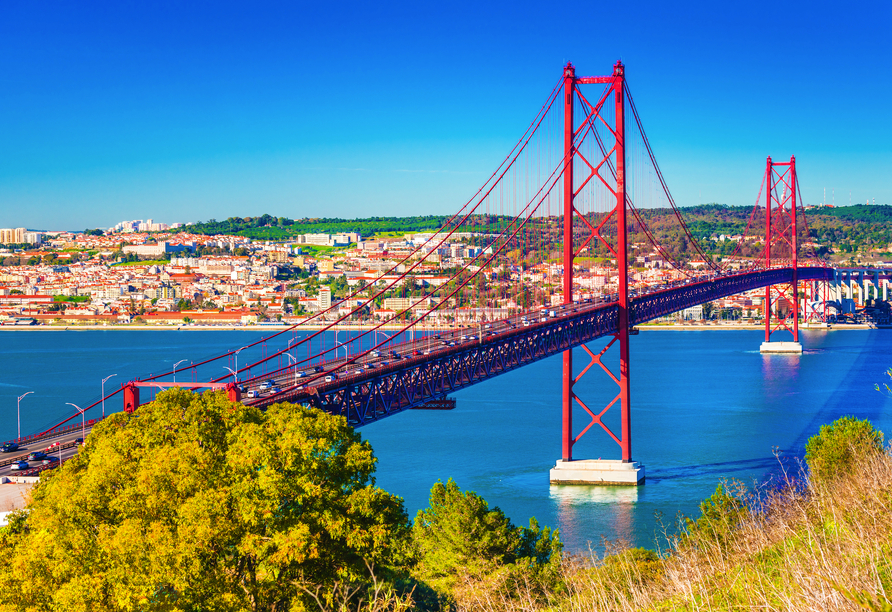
[{"left": 0, "top": 389, "right": 411, "bottom": 611}]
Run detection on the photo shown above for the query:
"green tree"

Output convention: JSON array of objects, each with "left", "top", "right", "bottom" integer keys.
[
  {"left": 0, "top": 389, "right": 411, "bottom": 611},
  {"left": 412, "top": 479, "right": 560, "bottom": 596},
  {"left": 805, "top": 415, "right": 884, "bottom": 483},
  {"left": 701, "top": 302, "right": 715, "bottom": 320}
]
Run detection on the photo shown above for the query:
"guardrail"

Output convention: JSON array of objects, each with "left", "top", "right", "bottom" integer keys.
[
  {"left": 2, "top": 418, "right": 101, "bottom": 450},
  {"left": 0, "top": 438, "right": 80, "bottom": 468}
]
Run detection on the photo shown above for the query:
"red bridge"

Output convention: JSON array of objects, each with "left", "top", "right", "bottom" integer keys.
[{"left": 24, "top": 62, "right": 835, "bottom": 485}]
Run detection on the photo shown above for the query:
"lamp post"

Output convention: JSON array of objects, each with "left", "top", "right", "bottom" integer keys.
[
  {"left": 334, "top": 330, "right": 349, "bottom": 360},
  {"left": 223, "top": 366, "right": 238, "bottom": 383},
  {"left": 101, "top": 374, "right": 117, "bottom": 419},
  {"left": 234, "top": 346, "right": 249, "bottom": 381},
  {"left": 66, "top": 402, "right": 86, "bottom": 443},
  {"left": 286, "top": 353, "right": 297, "bottom": 387},
  {"left": 16, "top": 392, "right": 33, "bottom": 441},
  {"left": 172, "top": 360, "right": 188, "bottom": 383}
]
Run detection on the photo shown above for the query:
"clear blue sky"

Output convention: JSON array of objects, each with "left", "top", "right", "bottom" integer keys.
[{"left": 1, "top": 1, "right": 890, "bottom": 230}]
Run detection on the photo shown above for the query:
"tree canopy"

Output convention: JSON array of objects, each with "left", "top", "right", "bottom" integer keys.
[{"left": 0, "top": 389, "right": 410, "bottom": 612}]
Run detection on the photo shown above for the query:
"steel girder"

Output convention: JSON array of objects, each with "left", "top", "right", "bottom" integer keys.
[
  {"left": 632, "top": 267, "right": 832, "bottom": 325},
  {"left": 261, "top": 266, "right": 832, "bottom": 427}
]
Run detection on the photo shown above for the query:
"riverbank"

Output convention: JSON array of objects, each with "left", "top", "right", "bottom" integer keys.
[{"left": 0, "top": 322, "right": 878, "bottom": 331}]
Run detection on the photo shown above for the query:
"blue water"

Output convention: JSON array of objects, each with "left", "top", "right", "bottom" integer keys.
[{"left": 1, "top": 328, "right": 890, "bottom": 552}]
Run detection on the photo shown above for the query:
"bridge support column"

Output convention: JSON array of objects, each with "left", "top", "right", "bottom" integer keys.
[
  {"left": 551, "top": 60, "right": 643, "bottom": 486},
  {"left": 226, "top": 382, "right": 242, "bottom": 403},
  {"left": 760, "top": 155, "right": 802, "bottom": 354},
  {"left": 123, "top": 382, "right": 140, "bottom": 414}
]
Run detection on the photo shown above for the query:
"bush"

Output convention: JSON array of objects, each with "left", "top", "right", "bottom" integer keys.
[
  {"left": 412, "top": 479, "right": 561, "bottom": 599},
  {"left": 682, "top": 481, "right": 748, "bottom": 550},
  {"left": 805, "top": 416, "right": 884, "bottom": 483}
]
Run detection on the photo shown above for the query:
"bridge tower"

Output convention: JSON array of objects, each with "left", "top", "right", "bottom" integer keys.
[
  {"left": 760, "top": 155, "right": 803, "bottom": 353},
  {"left": 549, "top": 61, "right": 644, "bottom": 486}
]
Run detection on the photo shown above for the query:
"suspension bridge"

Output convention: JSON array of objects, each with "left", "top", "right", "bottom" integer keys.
[{"left": 8, "top": 61, "right": 847, "bottom": 484}]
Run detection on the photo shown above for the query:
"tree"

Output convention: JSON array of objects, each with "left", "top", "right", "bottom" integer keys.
[
  {"left": 412, "top": 479, "right": 560, "bottom": 596},
  {"left": 805, "top": 415, "right": 884, "bottom": 483},
  {"left": 0, "top": 389, "right": 411, "bottom": 611},
  {"left": 701, "top": 301, "right": 715, "bottom": 320}
]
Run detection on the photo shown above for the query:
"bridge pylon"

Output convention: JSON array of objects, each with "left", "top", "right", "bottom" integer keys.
[
  {"left": 549, "top": 61, "right": 644, "bottom": 486},
  {"left": 760, "top": 155, "right": 804, "bottom": 353}
]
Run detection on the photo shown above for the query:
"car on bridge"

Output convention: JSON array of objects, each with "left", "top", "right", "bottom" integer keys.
[
  {"left": 27, "top": 451, "right": 46, "bottom": 461},
  {"left": 1, "top": 442, "right": 19, "bottom": 453},
  {"left": 10, "top": 460, "right": 28, "bottom": 470}
]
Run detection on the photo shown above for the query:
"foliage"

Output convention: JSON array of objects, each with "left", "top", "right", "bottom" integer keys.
[
  {"left": 173, "top": 215, "right": 458, "bottom": 240},
  {"left": 412, "top": 479, "right": 561, "bottom": 599},
  {"left": 682, "top": 481, "right": 748, "bottom": 550},
  {"left": 112, "top": 259, "right": 170, "bottom": 267},
  {"left": 0, "top": 389, "right": 411, "bottom": 611},
  {"left": 805, "top": 415, "right": 884, "bottom": 483}
]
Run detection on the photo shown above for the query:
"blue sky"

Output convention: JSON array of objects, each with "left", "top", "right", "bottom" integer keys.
[{"left": 1, "top": 1, "right": 890, "bottom": 230}]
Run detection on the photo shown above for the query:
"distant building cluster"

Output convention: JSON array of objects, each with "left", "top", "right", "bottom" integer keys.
[
  {"left": 112, "top": 219, "right": 184, "bottom": 233},
  {"left": 0, "top": 228, "right": 42, "bottom": 245},
  {"left": 295, "top": 233, "right": 361, "bottom": 247}
]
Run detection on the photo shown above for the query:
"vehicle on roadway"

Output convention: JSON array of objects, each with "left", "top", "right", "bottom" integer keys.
[
  {"left": 10, "top": 461, "right": 28, "bottom": 470},
  {"left": 259, "top": 379, "right": 274, "bottom": 390},
  {"left": 324, "top": 374, "right": 338, "bottom": 383},
  {"left": 27, "top": 451, "right": 46, "bottom": 461},
  {"left": 0, "top": 443, "right": 19, "bottom": 453}
]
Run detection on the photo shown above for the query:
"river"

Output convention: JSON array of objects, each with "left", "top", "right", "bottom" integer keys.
[{"left": 1, "top": 327, "right": 890, "bottom": 552}]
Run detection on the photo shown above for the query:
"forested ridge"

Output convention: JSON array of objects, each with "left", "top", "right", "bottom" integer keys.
[{"left": 172, "top": 205, "right": 892, "bottom": 262}]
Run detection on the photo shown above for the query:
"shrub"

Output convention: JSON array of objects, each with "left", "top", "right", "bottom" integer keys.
[
  {"left": 805, "top": 415, "right": 884, "bottom": 483},
  {"left": 412, "top": 479, "right": 561, "bottom": 599},
  {"left": 682, "top": 481, "right": 748, "bottom": 550}
]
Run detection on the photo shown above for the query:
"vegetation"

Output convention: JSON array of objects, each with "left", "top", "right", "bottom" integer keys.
[
  {"left": 805, "top": 415, "right": 884, "bottom": 483},
  {"left": 172, "top": 215, "right": 455, "bottom": 240},
  {"left": 112, "top": 259, "right": 171, "bottom": 267},
  {"left": 0, "top": 390, "right": 411, "bottom": 611},
  {"left": 412, "top": 479, "right": 561, "bottom": 608},
  {"left": 2, "top": 389, "right": 890, "bottom": 612}
]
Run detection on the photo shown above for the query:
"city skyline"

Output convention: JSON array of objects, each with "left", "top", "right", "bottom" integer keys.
[{"left": 1, "top": 1, "right": 890, "bottom": 230}]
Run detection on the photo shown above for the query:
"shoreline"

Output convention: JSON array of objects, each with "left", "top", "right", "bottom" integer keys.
[{"left": 0, "top": 323, "right": 880, "bottom": 331}]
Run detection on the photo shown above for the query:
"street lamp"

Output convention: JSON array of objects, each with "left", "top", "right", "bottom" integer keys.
[
  {"left": 16, "top": 392, "right": 33, "bottom": 441},
  {"left": 285, "top": 353, "right": 297, "bottom": 387},
  {"left": 234, "top": 345, "right": 249, "bottom": 381},
  {"left": 223, "top": 366, "right": 238, "bottom": 383},
  {"left": 66, "top": 402, "right": 86, "bottom": 443},
  {"left": 334, "top": 330, "right": 349, "bottom": 360},
  {"left": 172, "top": 360, "right": 188, "bottom": 383},
  {"left": 101, "top": 374, "right": 117, "bottom": 419}
]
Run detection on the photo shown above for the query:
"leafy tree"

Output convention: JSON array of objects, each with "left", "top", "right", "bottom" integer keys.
[
  {"left": 0, "top": 389, "right": 411, "bottom": 611},
  {"left": 805, "top": 415, "right": 884, "bottom": 483},
  {"left": 412, "top": 479, "right": 561, "bottom": 596}
]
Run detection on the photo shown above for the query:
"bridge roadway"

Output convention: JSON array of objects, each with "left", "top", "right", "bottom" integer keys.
[
  {"left": 3, "top": 266, "right": 832, "bottom": 474},
  {"left": 246, "top": 266, "right": 833, "bottom": 426}
]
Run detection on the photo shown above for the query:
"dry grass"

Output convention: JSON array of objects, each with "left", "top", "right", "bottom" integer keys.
[{"left": 449, "top": 450, "right": 892, "bottom": 612}]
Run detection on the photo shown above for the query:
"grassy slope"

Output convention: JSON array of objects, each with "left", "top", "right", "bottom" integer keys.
[{"left": 452, "top": 451, "right": 892, "bottom": 612}]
